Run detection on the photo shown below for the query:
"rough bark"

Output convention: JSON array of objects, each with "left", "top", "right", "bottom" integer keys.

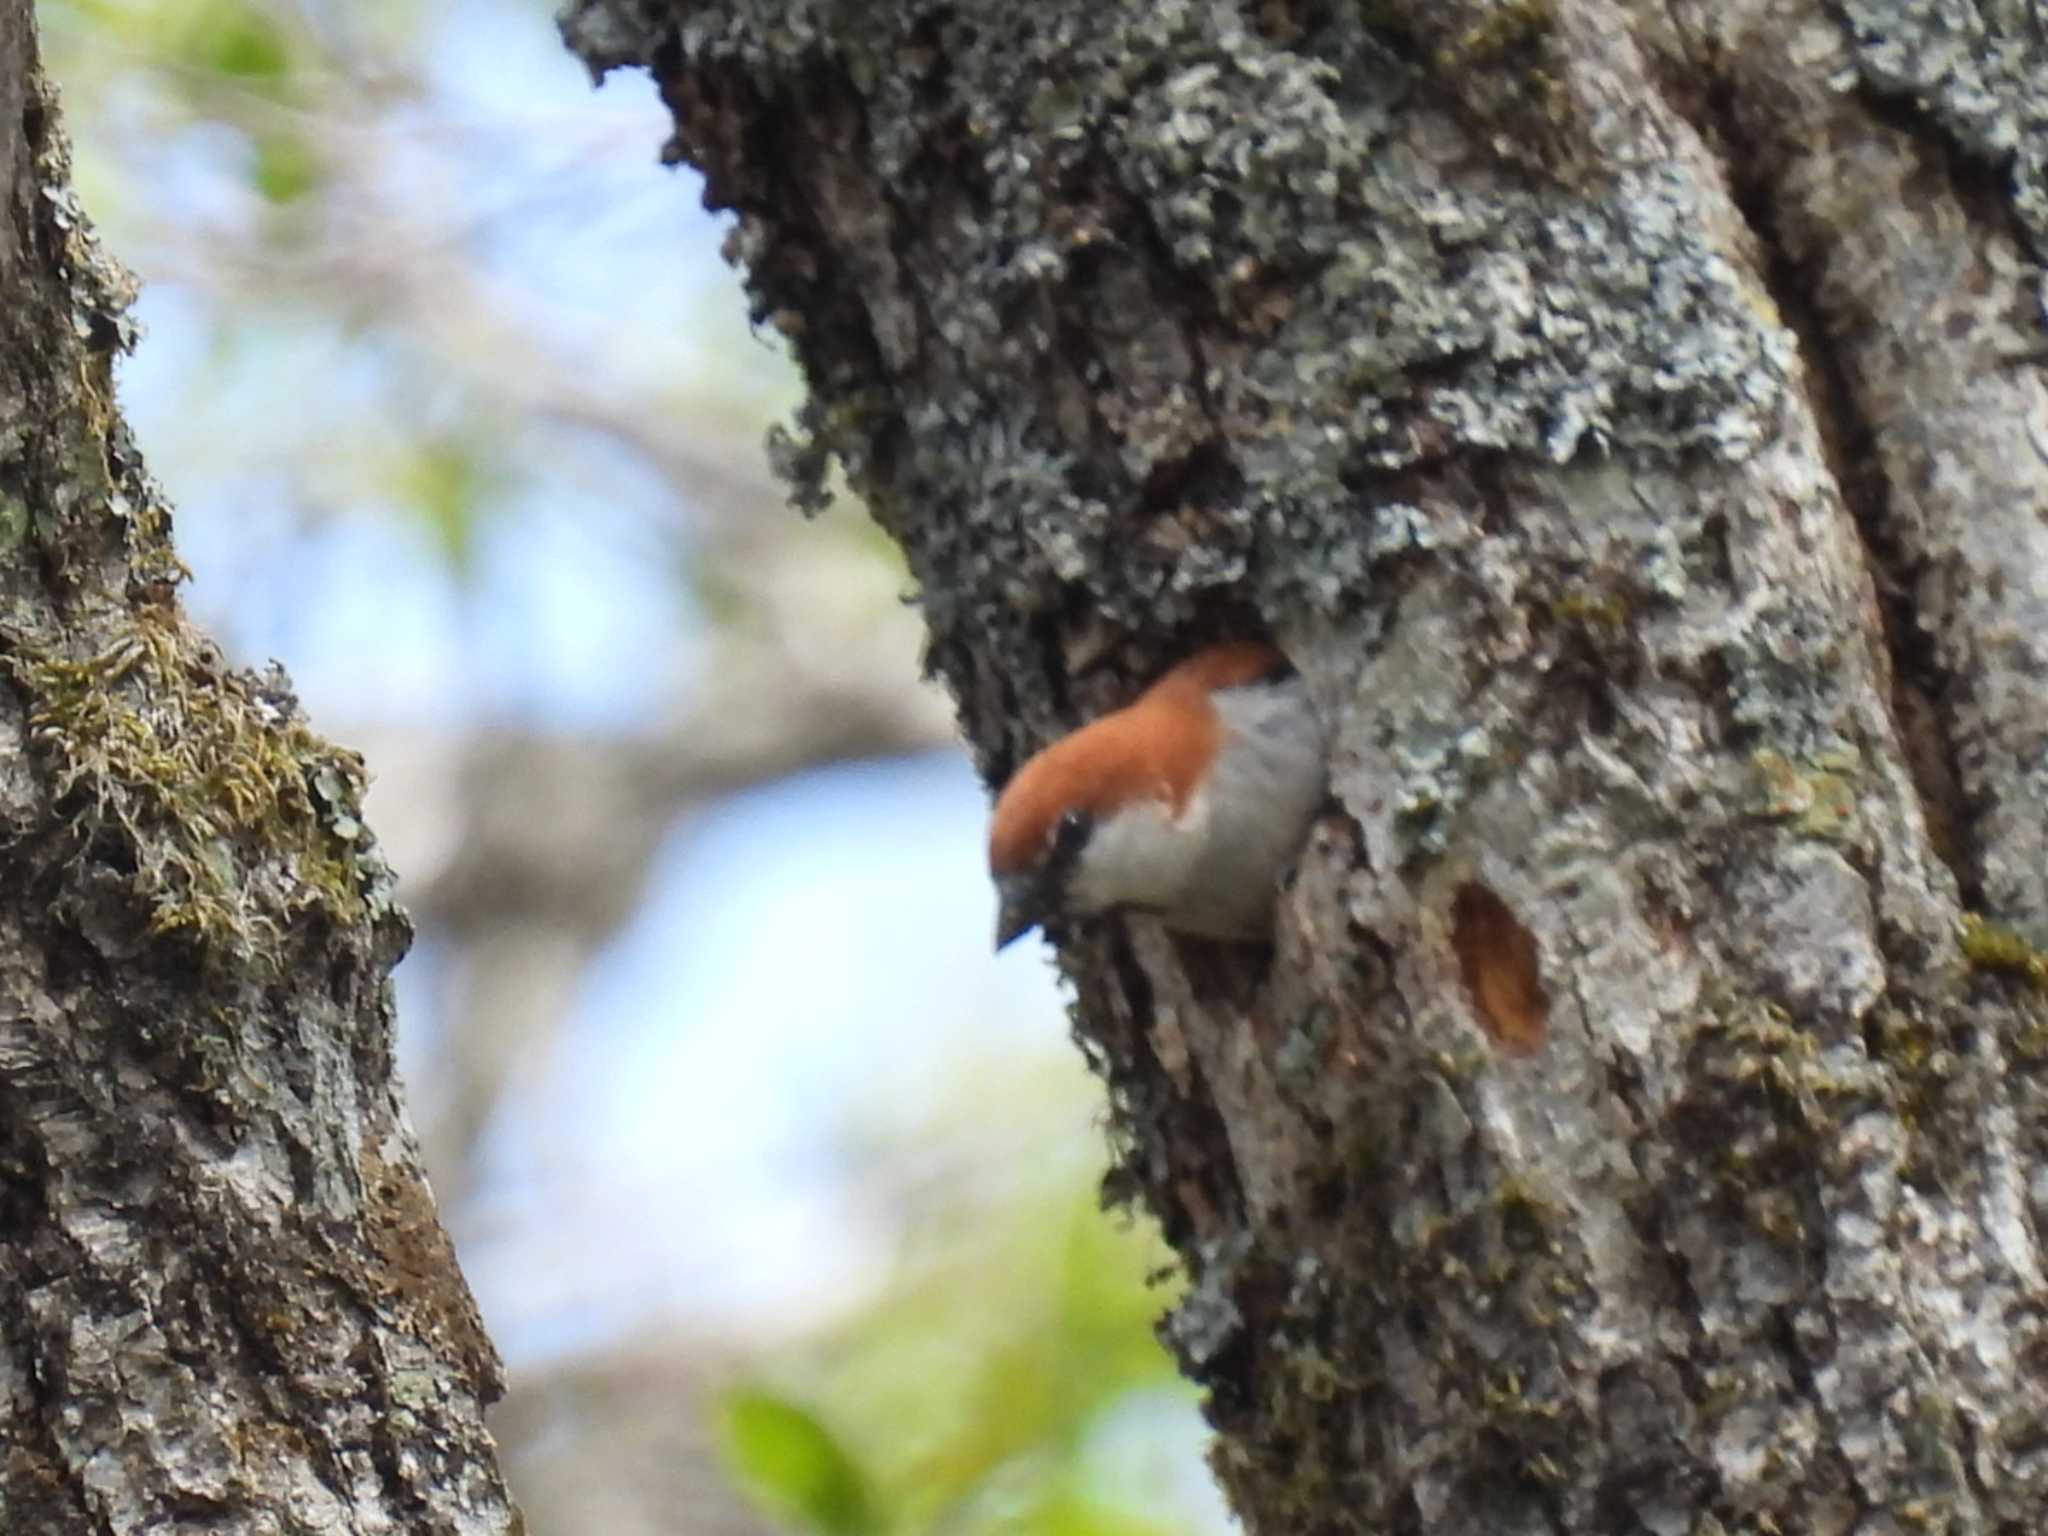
[
  {"left": 559, "top": 0, "right": 2048, "bottom": 1531},
  {"left": 0, "top": 7, "right": 516, "bottom": 1531}
]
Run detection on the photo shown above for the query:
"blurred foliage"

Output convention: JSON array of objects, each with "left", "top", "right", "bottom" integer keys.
[
  {"left": 174, "top": 0, "right": 297, "bottom": 87},
  {"left": 249, "top": 127, "right": 321, "bottom": 203},
  {"left": 719, "top": 1184, "right": 1209, "bottom": 1536},
  {"left": 721, "top": 1391, "right": 880, "bottom": 1536},
  {"left": 37, "top": 0, "right": 804, "bottom": 590},
  {"left": 388, "top": 435, "right": 502, "bottom": 575}
]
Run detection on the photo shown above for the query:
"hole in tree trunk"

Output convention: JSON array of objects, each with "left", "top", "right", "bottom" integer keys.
[{"left": 1450, "top": 882, "right": 1549, "bottom": 1055}]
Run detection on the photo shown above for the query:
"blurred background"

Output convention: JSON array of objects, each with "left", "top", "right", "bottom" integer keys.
[{"left": 36, "top": 3, "right": 1229, "bottom": 1534}]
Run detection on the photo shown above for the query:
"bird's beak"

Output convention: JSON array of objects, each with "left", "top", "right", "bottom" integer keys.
[
  {"left": 994, "top": 873, "right": 1042, "bottom": 951},
  {"left": 995, "top": 904, "right": 1035, "bottom": 951}
]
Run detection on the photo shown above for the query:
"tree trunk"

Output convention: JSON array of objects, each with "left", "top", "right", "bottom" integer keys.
[
  {"left": 0, "top": 8, "right": 515, "bottom": 1531},
  {"left": 560, "top": 0, "right": 2048, "bottom": 1530}
]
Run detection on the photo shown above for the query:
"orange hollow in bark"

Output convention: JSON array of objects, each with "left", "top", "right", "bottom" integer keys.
[{"left": 1450, "top": 883, "right": 1549, "bottom": 1056}]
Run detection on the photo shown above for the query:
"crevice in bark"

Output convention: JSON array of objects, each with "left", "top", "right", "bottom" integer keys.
[
  {"left": 1693, "top": 68, "right": 1975, "bottom": 905},
  {"left": 1958, "top": 1405, "right": 1992, "bottom": 1503},
  {"left": 1093, "top": 929, "right": 1249, "bottom": 1258}
]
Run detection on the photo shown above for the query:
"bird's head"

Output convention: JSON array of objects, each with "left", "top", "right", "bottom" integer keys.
[{"left": 987, "top": 641, "right": 1301, "bottom": 949}]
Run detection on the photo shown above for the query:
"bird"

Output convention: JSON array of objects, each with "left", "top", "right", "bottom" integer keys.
[{"left": 988, "top": 641, "right": 1327, "bottom": 949}]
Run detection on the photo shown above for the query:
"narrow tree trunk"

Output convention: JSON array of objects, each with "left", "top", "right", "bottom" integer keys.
[
  {"left": 561, "top": 0, "right": 2048, "bottom": 1529},
  {"left": 0, "top": 8, "right": 515, "bottom": 1530}
]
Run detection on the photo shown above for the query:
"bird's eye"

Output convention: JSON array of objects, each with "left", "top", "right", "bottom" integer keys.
[{"left": 1050, "top": 808, "right": 1093, "bottom": 863}]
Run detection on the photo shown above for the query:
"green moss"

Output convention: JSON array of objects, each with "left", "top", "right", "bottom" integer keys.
[
  {"left": 1704, "top": 996, "right": 1917, "bottom": 1122},
  {"left": 1958, "top": 912, "right": 2048, "bottom": 990},
  {"left": 1748, "top": 748, "right": 1862, "bottom": 841},
  {"left": 1549, "top": 589, "right": 1629, "bottom": 631},
  {"left": 1439, "top": 0, "right": 1558, "bottom": 68},
  {"left": 4, "top": 612, "right": 386, "bottom": 962}
]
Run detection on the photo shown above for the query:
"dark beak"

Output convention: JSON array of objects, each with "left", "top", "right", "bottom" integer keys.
[{"left": 994, "top": 873, "right": 1043, "bottom": 951}]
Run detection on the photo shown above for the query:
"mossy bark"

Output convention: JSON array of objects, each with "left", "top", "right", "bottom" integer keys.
[
  {"left": 0, "top": 7, "right": 515, "bottom": 1531},
  {"left": 560, "top": 0, "right": 2048, "bottom": 1530}
]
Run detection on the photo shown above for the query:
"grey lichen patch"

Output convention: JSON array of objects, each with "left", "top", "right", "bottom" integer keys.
[
  {"left": 24, "top": 77, "right": 140, "bottom": 394},
  {"left": 561, "top": 0, "right": 1792, "bottom": 706},
  {"left": 1, "top": 614, "right": 395, "bottom": 962},
  {"left": 30, "top": 113, "right": 142, "bottom": 357},
  {"left": 1119, "top": 39, "right": 1793, "bottom": 469},
  {"left": 1835, "top": 0, "right": 2048, "bottom": 254},
  {"left": 1728, "top": 845, "right": 1885, "bottom": 1022},
  {"left": 1711, "top": 587, "right": 1880, "bottom": 761},
  {"left": 1162, "top": 1230, "right": 1251, "bottom": 1371},
  {"left": 1115, "top": 45, "right": 1368, "bottom": 276}
]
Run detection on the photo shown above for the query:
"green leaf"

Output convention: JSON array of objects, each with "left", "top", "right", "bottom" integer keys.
[
  {"left": 390, "top": 440, "right": 488, "bottom": 576},
  {"left": 185, "top": 0, "right": 292, "bottom": 83},
  {"left": 251, "top": 130, "right": 319, "bottom": 204},
  {"left": 716, "top": 1388, "right": 879, "bottom": 1536},
  {"left": 1026, "top": 1486, "right": 1178, "bottom": 1536}
]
